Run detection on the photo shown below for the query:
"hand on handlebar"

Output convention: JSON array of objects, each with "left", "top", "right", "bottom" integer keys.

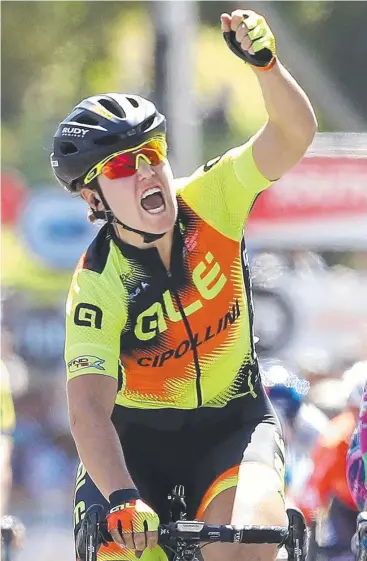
[{"left": 107, "top": 493, "right": 159, "bottom": 556}]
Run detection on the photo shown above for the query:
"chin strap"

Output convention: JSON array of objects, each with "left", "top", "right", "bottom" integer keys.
[{"left": 92, "top": 185, "right": 166, "bottom": 244}]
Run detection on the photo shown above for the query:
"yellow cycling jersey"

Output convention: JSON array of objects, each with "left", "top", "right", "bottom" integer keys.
[
  {"left": 0, "top": 360, "right": 16, "bottom": 435},
  {"left": 65, "top": 138, "right": 273, "bottom": 411}
]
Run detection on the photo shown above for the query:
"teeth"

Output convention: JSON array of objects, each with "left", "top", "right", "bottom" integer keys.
[
  {"left": 146, "top": 204, "right": 165, "bottom": 214},
  {"left": 141, "top": 187, "right": 161, "bottom": 200}
]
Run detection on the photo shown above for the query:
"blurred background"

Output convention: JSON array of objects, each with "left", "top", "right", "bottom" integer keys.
[{"left": 1, "top": 1, "right": 367, "bottom": 560}]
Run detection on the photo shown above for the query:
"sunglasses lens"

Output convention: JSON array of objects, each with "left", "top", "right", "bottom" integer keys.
[
  {"left": 100, "top": 138, "right": 167, "bottom": 181},
  {"left": 102, "top": 153, "right": 136, "bottom": 179}
]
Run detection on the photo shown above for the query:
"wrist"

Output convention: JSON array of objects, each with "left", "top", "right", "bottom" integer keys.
[
  {"left": 109, "top": 488, "right": 140, "bottom": 508},
  {"left": 252, "top": 56, "right": 278, "bottom": 73}
]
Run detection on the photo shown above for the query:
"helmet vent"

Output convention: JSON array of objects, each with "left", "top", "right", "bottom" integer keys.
[
  {"left": 126, "top": 97, "right": 139, "bottom": 108},
  {"left": 75, "top": 115, "right": 99, "bottom": 126},
  {"left": 94, "top": 134, "right": 120, "bottom": 147},
  {"left": 142, "top": 116, "right": 155, "bottom": 131},
  {"left": 99, "top": 98, "right": 126, "bottom": 119},
  {"left": 60, "top": 141, "right": 79, "bottom": 155}
]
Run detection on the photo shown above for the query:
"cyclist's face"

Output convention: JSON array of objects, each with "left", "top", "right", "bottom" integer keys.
[{"left": 95, "top": 158, "right": 177, "bottom": 235}]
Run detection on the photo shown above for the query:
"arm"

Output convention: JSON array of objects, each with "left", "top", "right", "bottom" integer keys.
[
  {"left": 66, "top": 252, "right": 160, "bottom": 552},
  {"left": 252, "top": 61, "right": 318, "bottom": 180},
  {"left": 67, "top": 374, "right": 136, "bottom": 499},
  {"left": 65, "top": 254, "right": 131, "bottom": 499},
  {"left": 180, "top": 10, "right": 317, "bottom": 241},
  {"left": 221, "top": 10, "right": 317, "bottom": 181},
  {"left": 68, "top": 374, "right": 159, "bottom": 553}
]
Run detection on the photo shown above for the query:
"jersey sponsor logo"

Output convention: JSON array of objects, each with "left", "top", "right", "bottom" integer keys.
[
  {"left": 134, "top": 251, "right": 227, "bottom": 341},
  {"left": 184, "top": 230, "right": 199, "bottom": 253},
  {"left": 137, "top": 300, "right": 241, "bottom": 367},
  {"left": 68, "top": 355, "right": 105, "bottom": 373},
  {"left": 74, "top": 303, "right": 102, "bottom": 329},
  {"left": 233, "top": 530, "right": 243, "bottom": 543},
  {"left": 128, "top": 281, "right": 150, "bottom": 303},
  {"left": 74, "top": 464, "right": 87, "bottom": 527},
  {"left": 203, "top": 155, "right": 222, "bottom": 172}
]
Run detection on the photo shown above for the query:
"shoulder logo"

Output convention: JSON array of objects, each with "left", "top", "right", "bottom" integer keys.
[
  {"left": 68, "top": 355, "right": 105, "bottom": 373},
  {"left": 120, "top": 271, "right": 132, "bottom": 284},
  {"left": 74, "top": 303, "right": 102, "bottom": 329},
  {"left": 203, "top": 155, "right": 222, "bottom": 172}
]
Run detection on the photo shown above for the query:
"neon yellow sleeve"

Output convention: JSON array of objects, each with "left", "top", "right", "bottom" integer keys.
[
  {"left": 178, "top": 136, "right": 274, "bottom": 241},
  {"left": 0, "top": 360, "right": 15, "bottom": 435},
  {"left": 65, "top": 265, "right": 127, "bottom": 382}
]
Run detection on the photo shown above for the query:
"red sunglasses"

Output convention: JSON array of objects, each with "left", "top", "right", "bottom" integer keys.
[{"left": 84, "top": 136, "right": 167, "bottom": 185}]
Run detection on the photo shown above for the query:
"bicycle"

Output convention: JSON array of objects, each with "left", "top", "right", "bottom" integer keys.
[{"left": 76, "top": 487, "right": 307, "bottom": 561}]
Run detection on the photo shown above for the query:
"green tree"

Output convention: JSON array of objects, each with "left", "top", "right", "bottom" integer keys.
[{"left": 1, "top": 1, "right": 153, "bottom": 186}]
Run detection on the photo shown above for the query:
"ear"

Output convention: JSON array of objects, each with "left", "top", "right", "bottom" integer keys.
[
  {"left": 80, "top": 187, "right": 89, "bottom": 201},
  {"left": 80, "top": 187, "right": 95, "bottom": 205}
]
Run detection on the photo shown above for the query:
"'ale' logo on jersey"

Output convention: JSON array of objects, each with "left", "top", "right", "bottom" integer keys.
[{"left": 134, "top": 251, "right": 227, "bottom": 341}]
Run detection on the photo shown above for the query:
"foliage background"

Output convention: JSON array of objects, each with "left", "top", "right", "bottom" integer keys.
[{"left": 2, "top": 1, "right": 367, "bottom": 187}]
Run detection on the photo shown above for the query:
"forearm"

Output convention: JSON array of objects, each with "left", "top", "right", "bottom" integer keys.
[
  {"left": 70, "top": 413, "right": 136, "bottom": 500},
  {"left": 254, "top": 59, "right": 317, "bottom": 143}
]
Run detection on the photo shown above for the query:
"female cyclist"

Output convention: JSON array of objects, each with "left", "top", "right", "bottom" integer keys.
[{"left": 51, "top": 9, "right": 317, "bottom": 561}]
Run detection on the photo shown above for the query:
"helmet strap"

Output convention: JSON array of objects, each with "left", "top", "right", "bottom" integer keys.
[{"left": 92, "top": 183, "right": 166, "bottom": 244}]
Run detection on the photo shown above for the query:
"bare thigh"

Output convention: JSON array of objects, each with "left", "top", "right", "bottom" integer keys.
[{"left": 200, "top": 463, "right": 287, "bottom": 561}]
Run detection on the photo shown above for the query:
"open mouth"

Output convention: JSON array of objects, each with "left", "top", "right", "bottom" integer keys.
[{"left": 140, "top": 187, "right": 166, "bottom": 215}]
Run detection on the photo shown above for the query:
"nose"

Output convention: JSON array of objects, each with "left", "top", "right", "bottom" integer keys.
[{"left": 136, "top": 160, "right": 155, "bottom": 181}]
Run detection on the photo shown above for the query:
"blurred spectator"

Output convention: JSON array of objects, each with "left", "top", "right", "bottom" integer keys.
[
  {"left": 0, "top": 359, "right": 16, "bottom": 515},
  {"left": 262, "top": 361, "right": 328, "bottom": 496},
  {"left": 294, "top": 367, "right": 367, "bottom": 561},
  {"left": 11, "top": 383, "right": 76, "bottom": 522},
  {"left": 1, "top": 328, "right": 29, "bottom": 398},
  {"left": 290, "top": 250, "right": 327, "bottom": 275},
  {"left": 250, "top": 252, "right": 289, "bottom": 287},
  {"left": 296, "top": 348, "right": 334, "bottom": 390},
  {"left": 0, "top": 359, "right": 26, "bottom": 557}
]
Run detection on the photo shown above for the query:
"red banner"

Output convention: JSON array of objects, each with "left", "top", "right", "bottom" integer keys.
[
  {"left": 249, "top": 156, "right": 367, "bottom": 225},
  {"left": 1, "top": 171, "right": 29, "bottom": 226}
]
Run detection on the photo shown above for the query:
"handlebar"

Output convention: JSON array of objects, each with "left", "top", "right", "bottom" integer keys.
[
  {"left": 100, "top": 519, "right": 289, "bottom": 545},
  {"left": 78, "top": 505, "right": 306, "bottom": 561}
]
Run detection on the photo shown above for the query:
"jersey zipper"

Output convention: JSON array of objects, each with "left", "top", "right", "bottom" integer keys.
[{"left": 167, "top": 271, "right": 203, "bottom": 407}]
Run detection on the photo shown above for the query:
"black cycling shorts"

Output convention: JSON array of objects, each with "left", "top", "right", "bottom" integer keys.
[{"left": 73, "top": 383, "right": 285, "bottom": 551}]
